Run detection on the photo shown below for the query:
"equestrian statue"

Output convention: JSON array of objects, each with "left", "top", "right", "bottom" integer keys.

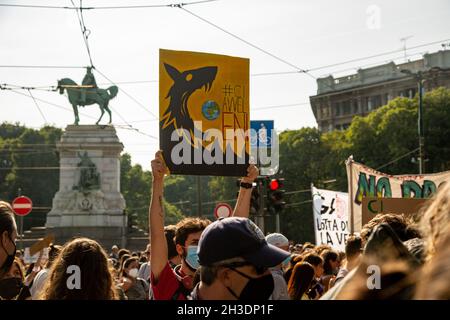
[{"left": 57, "top": 67, "right": 118, "bottom": 125}]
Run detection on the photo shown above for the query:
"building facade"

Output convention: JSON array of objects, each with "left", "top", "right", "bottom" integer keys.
[{"left": 310, "top": 50, "right": 450, "bottom": 132}]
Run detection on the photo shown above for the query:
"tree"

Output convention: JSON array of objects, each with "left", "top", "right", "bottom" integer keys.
[
  {"left": 0, "top": 123, "right": 61, "bottom": 229},
  {"left": 120, "top": 153, "right": 187, "bottom": 230}
]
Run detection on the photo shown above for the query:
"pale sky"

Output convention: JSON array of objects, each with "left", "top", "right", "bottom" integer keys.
[{"left": 1, "top": 0, "right": 449, "bottom": 170}]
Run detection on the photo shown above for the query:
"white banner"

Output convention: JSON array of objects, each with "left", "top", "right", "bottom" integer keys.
[
  {"left": 346, "top": 156, "right": 450, "bottom": 233},
  {"left": 312, "top": 186, "right": 350, "bottom": 252}
]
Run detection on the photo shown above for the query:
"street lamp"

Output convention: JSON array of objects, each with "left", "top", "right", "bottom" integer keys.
[{"left": 400, "top": 69, "right": 425, "bottom": 174}]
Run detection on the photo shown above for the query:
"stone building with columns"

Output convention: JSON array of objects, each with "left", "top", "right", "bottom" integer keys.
[{"left": 310, "top": 49, "right": 450, "bottom": 132}]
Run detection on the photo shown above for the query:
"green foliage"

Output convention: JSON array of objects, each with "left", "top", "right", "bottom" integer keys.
[
  {"left": 0, "top": 123, "right": 62, "bottom": 229},
  {"left": 120, "top": 154, "right": 188, "bottom": 230}
]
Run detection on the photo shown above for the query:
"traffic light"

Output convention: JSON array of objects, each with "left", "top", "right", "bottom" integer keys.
[{"left": 267, "top": 178, "right": 286, "bottom": 214}]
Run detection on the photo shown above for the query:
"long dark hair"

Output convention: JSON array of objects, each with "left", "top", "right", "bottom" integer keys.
[
  {"left": 322, "top": 250, "right": 339, "bottom": 275},
  {"left": 287, "top": 262, "right": 315, "bottom": 300},
  {"left": 0, "top": 201, "right": 16, "bottom": 279},
  {"left": 0, "top": 202, "right": 15, "bottom": 236},
  {"left": 302, "top": 253, "right": 323, "bottom": 267},
  {"left": 41, "top": 237, "right": 118, "bottom": 300}
]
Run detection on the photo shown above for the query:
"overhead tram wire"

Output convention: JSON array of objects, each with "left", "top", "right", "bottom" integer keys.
[
  {"left": 179, "top": 6, "right": 308, "bottom": 75},
  {"left": 375, "top": 148, "right": 421, "bottom": 171},
  {"left": 71, "top": 0, "right": 94, "bottom": 68},
  {"left": 27, "top": 89, "right": 49, "bottom": 123},
  {"left": 0, "top": 0, "right": 219, "bottom": 10},
  {"left": 0, "top": 65, "right": 85, "bottom": 69},
  {"left": 94, "top": 68, "right": 159, "bottom": 120},
  {"left": 307, "top": 38, "right": 450, "bottom": 73},
  {"left": 1, "top": 37, "right": 447, "bottom": 77},
  {"left": 6, "top": 89, "right": 99, "bottom": 121},
  {"left": 66, "top": 1, "right": 158, "bottom": 140},
  {"left": 177, "top": 6, "right": 352, "bottom": 91}
]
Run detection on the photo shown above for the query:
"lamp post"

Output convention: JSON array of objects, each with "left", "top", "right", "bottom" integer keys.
[{"left": 401, "top": 69, "right": 425, "bottom": 174}]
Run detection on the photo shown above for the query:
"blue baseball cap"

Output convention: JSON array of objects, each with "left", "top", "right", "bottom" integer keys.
[{"left": 197, "top": 217, "right": 290, "bottom": 267}]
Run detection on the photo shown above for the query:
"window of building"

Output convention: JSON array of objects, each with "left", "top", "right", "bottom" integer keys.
[
  {"left": 372, "top": 95, "right": 382, "bottom": 109},
  {"left": 352, "top": 99, "right": 359, "bottom": 113},
  {"left": 321, "top": 105, "right": 329, "bottom": 118},
  {"left": 342, "top": 100, "right": 351, "bottom": 115},
  {"left": 366, "top": 95, "right": 382, "bottom": 111},
  {"left": 399, "top": 88, "right": 416, "bottom": 98},
  {"left": 366, "top": 97, "right": 372, "bottom": 111},
  {"left": 333, "top": 102, "right": 341, "bottom": 116}
]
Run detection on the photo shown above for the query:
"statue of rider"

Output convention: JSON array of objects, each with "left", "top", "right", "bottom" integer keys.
[{"left": 80, "top": 66, "right": 97, "bottom": 106}]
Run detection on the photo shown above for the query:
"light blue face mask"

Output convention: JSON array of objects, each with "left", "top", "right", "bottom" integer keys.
[
  {"left": 281, "top": 255, "right": 291, "bottom": 268},
  {"left": 184, "top": 245, "right": 200, "bottom": 270}
]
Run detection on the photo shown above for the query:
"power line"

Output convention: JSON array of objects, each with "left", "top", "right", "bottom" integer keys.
[
  {"left": 5, "top": 90, "right": 156, "bottom": 138},
  {"left": 0, "top": 0, "right": 219, "bottom": 10},
  {"left": 95, "top": 68, "right": 158, "bottom": 119},
  {"left": 114, "top": 124, "right": 158, "bottom": 140},
  {"left": 1, "top": 37, "right": 447, "bottom": 79},
  {"left": 0, "top": 3, "right": 76, "bottom": 9},
  {"left": 179, "top": 6, "right": 309, "bottom": 74},
  {"left": 0, "top": 65, "right": 85, "bottom": 69},
  {"left": 316, "top": 50, "right": 428, "bottom": 78},
  {"left": 26, "top": 89, "right": 48, "bottom": 123},
  {"left": 6, "top": 89, "right": 98, "bottom": 121},
  {"left": 71, "top": 0, "right": 94, "bottom": 67},
  {"left": 307, "top": 38, "right": 450, "bottom": 72},
  {"left": 375, "top": 148, "right": 420, "bottom": 171}
]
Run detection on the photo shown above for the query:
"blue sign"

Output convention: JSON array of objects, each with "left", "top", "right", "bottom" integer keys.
[{"left": 250, "top": 120, "right": 274, "bottom": 148}]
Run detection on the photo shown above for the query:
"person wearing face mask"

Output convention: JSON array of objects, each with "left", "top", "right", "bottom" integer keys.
[
  {"left": 189, "top": 217, "right": 290, "bottom": 300},
  {"left": 118, "top": 257, "right": 149, "bottom": 300},
  {"left": 0, "top": 257, "right": 25, "bottom": 299},
  {"left": 149, "top": 151, "right": 259, "bottom": 300},
  {"left": 0, "top": 201, "right": 19, "bottom": 300}
]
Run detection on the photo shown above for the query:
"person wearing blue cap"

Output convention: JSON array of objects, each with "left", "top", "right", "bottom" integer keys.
[{"left": 189, "top": 217, "right": 290, "bottom": 300}]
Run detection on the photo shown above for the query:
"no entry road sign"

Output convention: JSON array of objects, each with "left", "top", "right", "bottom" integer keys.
[{"left": 12, "top": 196, "right": 33, "bottom": 216}]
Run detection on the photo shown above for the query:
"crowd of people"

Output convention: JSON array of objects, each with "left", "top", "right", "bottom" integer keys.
[{"left": 0, "top": 153, "right": 448, "bottom": 300}]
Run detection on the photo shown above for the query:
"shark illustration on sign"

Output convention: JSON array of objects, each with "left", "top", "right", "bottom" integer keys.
[
  {"left": 161, "top": 63, "right": 218, "bottom": 145},
  {"left": 159, "top": 49, "right": 250, "bottom": 176}
]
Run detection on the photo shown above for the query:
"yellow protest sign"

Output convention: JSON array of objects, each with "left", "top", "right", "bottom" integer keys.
[
  {"left": 159, "top": 49, "right": 250, "bottom": 176},
  {"left": 30, "top": 234, "right": 55, "bottom": 256}
]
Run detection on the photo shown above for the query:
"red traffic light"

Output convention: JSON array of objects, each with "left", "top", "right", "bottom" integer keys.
[{"left": 269, "top": 179, "right": 279, "bottom": 191}]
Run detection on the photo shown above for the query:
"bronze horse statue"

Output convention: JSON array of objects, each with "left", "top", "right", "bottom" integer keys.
[{"left": 57, "top": 78, "right": 118, "bottom": 125}]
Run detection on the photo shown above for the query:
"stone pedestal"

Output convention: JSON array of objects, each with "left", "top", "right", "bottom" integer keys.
[{"left": 46, "top": 125, "right": 128, "bottom": 248}]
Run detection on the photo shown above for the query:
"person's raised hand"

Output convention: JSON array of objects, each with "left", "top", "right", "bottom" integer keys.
[
  {"left": 241, "top": 164, "right": 259, "bottom": 184},
  {"left": 151, "top": 151, "right": 168, "bottom": 182}
]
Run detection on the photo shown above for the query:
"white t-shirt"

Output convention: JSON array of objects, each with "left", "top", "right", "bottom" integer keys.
[
  {"left": 30, "top": 268, "right": 49, "bottom": 300},
  {"left": 270, "top": 269, "right": 290, "bottom": 300},
  {"left": 138, "top": 262, "right": 151, "bottom": 282}
]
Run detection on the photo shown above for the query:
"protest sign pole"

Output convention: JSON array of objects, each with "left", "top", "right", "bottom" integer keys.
[
  {"left": 346, "top": 156, "right": 355, "bottom": 235},
  {"left": 18, "top": 188, "right": 24, "bottom": 251},
  {"left": 311, "top": 183, "right": 318, "bottom": 246}
]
